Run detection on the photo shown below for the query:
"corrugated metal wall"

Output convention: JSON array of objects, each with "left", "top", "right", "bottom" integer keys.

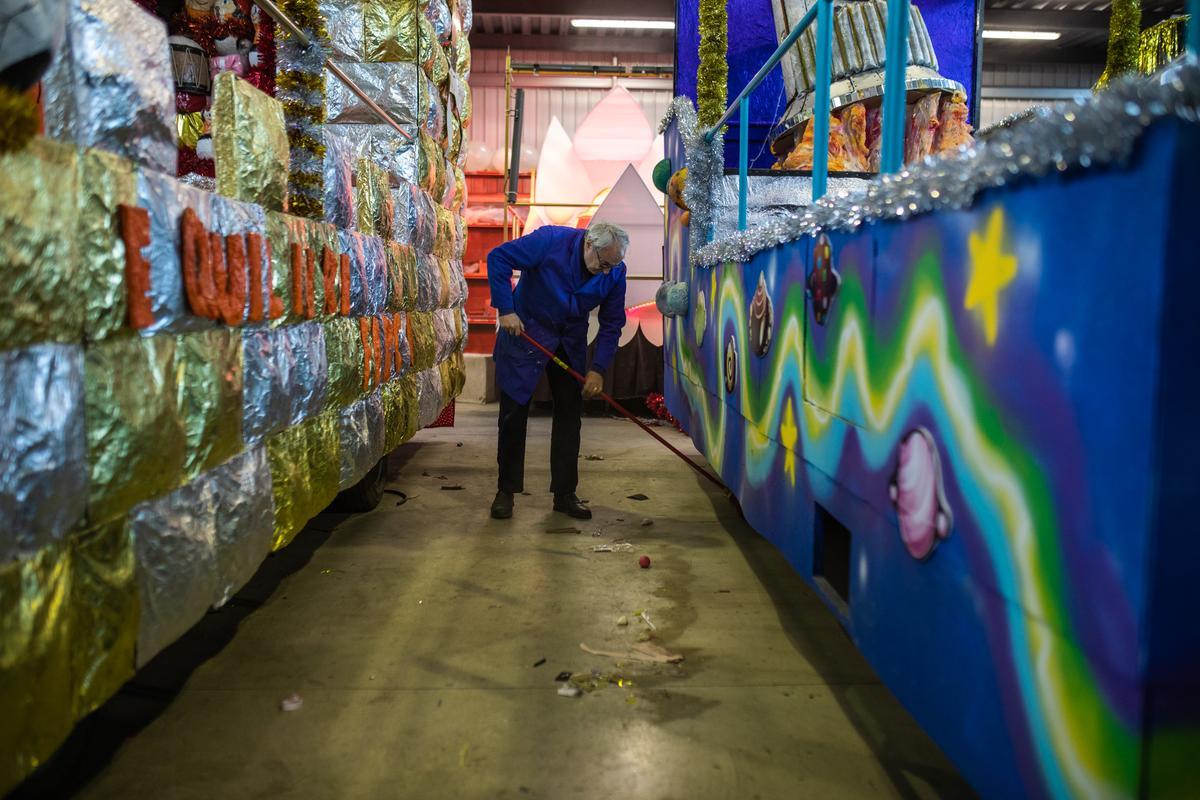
[
  {"left": 978, "top": 62, "right": 1102, "bottom": 128},
  {"left": 469, "top": 49, "right": 674, "bottom": 158}
]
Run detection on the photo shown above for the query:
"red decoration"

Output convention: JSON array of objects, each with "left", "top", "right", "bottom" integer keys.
[
  {"left": 645, "top": 392, "right": 683, "bottom": 433},
  {"left": 428, "top": 402, "right": 455, "bottom": 428},
  {"left": 224, "top": 233, "right": 249, "bottom": 325},
  {"left": 181, "top": 208, "right": 214, "bottom": 318}
]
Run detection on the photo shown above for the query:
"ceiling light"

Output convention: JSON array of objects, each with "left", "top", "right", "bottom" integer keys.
[
  {"left": 983, "top": 29, "right": 1061, "bottom": 41},
  {"left": 571, "top": 18, "right": 675, "bottom": 30}
]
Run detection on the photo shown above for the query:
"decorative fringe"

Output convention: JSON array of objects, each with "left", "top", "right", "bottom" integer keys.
[
  {"left": 696, "top": 0, "right": 729, "bottom": 129},
  {"left": 1097, "top": 0, "right": 1143, "bottom": 89},
  {"left": 277, "top": 0, "right": 327, "bottom": 219},
  {"left": 1137, "top": 15, "right": 1190, "bottom": 75}
]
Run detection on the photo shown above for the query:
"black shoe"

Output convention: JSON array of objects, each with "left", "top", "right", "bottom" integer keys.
[
  {"left": 553, "top": 493, "right": 592, "bottom": 520},
  {"left": 491, "top": 491, "right": 513, "bottom": 519}
]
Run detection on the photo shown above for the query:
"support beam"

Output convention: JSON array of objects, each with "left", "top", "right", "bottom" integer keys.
[
  {"left": 469, "top": 32, "right": 674, "bottom": 54},
  {"left": 983, "top": 8, "right": 1178, "bottom": 32},
  {"left": 474, "top": 0, "right": 673, "bottom": 17}
]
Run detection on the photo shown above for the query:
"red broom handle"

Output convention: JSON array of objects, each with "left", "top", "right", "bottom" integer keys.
[{"left": 520, "top": 330, "right": 726, "bottom": 491}]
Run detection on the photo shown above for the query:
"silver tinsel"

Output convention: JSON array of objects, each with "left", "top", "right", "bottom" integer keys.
[
  {"left": 666, "top": 63, "right": 1200, "bottom": 268},
  {"left": 658, "top": 97, "right": 724, "bottom": 247}
]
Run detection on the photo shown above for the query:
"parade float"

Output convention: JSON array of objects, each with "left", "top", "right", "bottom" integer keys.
[
  {"left": 661, "top": 0, "right": 1199, "bottom": 797},
  {"left": 0, "top": 0, "right": 470, "bottom": 791}
]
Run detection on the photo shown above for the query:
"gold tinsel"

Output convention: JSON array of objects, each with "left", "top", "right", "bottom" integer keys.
[
  {"left": 696, "top": 0, "right": 729, "bottom": 129},
  {"left": 1137, "top": 15, "right": 1190, "bottom": 74},
  {"left": 1096, "top": 0, "right": 1143, "bottom": 89},
  {"left": 0, "top": 86, "right": 39, "bottom": 155}
]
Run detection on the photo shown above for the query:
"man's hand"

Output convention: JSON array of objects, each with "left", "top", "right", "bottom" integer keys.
[
  {"left": 583, "top": 371, "right": 604, "bottom": 399},
  {"left": 498, "top": 313, "right": 524, "bottom": 337}
]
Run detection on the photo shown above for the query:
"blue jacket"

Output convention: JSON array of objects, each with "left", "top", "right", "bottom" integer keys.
[{"left": 488, "top": 226, "right": 627, "bottom": 404}]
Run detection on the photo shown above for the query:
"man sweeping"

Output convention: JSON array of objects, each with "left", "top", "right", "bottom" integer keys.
[{"left": 487, "top": 221, "right": 629, "bottom": 520}]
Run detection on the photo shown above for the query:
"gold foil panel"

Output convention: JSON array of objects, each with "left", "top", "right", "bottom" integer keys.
[
  {"left": 79, "top": 148, "right": 136, "bottom": 342},
  {"left": 364, "top": 0, "right": 422, "bottom": 62},
  {"left": 386, "top": 243, "right": 418, "bottom": 311},
  {"left": 85, "top": 335, "right": 185, "bottom": 525},
  {"left": 0, "top": 544, "right": 74, "bottom": 794},
  {"left": 0, "top": 139, "right": 81, "bottom": 349},
  {"left": 177, "top": 329, "right": 244, "bottom": 479},
  {"left": 324, "top": 317, "right": 364, "bottom": 409},
  {"left": 70, "top": 520, "right": 138, "bottom": 718},
  {"left": 268, "top": 421, "right": 310, "bottom": 551},
  {"left": 213, "top": 72, "right": 290, "bottom": 212},
  {"left": 407, "top": 311, "right": 436, "bottom": 370},
  {"left": 306, "top": 409, "right": 341, "bottom": 516},
  {"left": 356, "top": 157, "right": 382, "bottom": 237}
]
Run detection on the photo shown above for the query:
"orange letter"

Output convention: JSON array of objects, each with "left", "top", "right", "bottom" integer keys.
[
  {"left": 246, "top": 232, "right": 265, "bottom": 322},
  {"left": 322, "top": 246, "right": 339, "bottom": 315},
  {"left": 118, "top": 204, "right": 154, "bottom": 329},
  {"left": 224, "top": 233, "right": 248, "bottom": 325}
]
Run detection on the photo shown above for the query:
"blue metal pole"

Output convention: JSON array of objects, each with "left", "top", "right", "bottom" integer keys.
[
  {"left": 812, "top": 0, "right": 834, "bottom": 201},
  {"left": 880, "top": 0, "right": 910, "bottom": 173},
  {"left": 1190, "top": 0, "right": 1199, "bottom": 56},
  {"left": 738, "top": 100, "right": 749, "bottom": 230},
  {"left": 705, "top": 3, "right": 819, "bottom": 142}
]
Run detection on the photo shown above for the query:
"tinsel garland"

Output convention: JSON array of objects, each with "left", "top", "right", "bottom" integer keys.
[
  {"left": 1097, "top": 0, "right": 1143, "bottom": 89},
  {"left": 248, "top": 11, "right": 277, "bottom": 96},
  {"left": 660, "top": 97, "right": 724, "bottom": 245},
  {"left": 277, "top": 0, "right": 327, "bottom": 219},
  {"left": 1138, "top": 16, "right": 1190, "bottom": 75},
  {"left": 696, "top": 0, "right": 728, "bottom": 129},
  {"left": 663, "top": 63, "right": 1200, "bottom": 268}
]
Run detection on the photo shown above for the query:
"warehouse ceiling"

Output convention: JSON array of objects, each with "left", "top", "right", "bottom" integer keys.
[{"left": 472, "top": 0, "right": 1189, "bottom": 65}]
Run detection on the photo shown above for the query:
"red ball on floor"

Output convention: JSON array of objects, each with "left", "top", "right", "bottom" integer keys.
[{"left": 639, "top": 555, "right": 651, "bottom": 569}]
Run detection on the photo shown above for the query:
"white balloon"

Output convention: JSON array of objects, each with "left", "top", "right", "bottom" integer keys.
[{"left": 463, "top": 140, "right": 493, "bottom": 172}]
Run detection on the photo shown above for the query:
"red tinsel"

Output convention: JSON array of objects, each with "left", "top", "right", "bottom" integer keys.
[
  {"left": 645, "top": 393, "right": 684, "bottom": 433},
  {"left": 178, "top": 145, "right": 215, "bottom": 179},
  {"left": 247, "top": 12, "right": 276, "bottom": 96}
]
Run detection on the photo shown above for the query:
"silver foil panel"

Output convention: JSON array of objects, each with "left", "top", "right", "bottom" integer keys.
[
  {"left": 338, "top": 389, "right": 386, "bottom": 490},
  {"left": 324, "top": 123, "right": 420, "bottom": 186},
  {"left": 42, "top": 0, "right": 175, "bottom": 174},
  {"left": 210, "top": 446, "right": 274, "bottom": 608},
  {"left": 136, "top": 168, "right": 218, "bottom": 334},
  {"left": 242, "top": 322, "right": 329, "bottom": 443},
  {"left": 424, "top": 0, "right": 452, "bottom": 44},
  {"left": 325, "top": 61, "right": 425, "bottom": 126},
  {"left": 341, "top": 230, "right": 390, "bottom": 316},
  {"left": 131, "top": 474, "right": 218, "bottom": 665},
  {"left": 415, "top": 252, "right": 440, "bottom": 311},
  {"left": 321, "top": 0, "right": 365, "bottom": 61},
  {"left": 211, "top": 194, "right": 270, "bottom": 324},
  {"left": 0, "top": 343, "right": 88, "bottom": 563},
  {"left": 415, "top": 365, "right": 445, "bottom": 427},
  {"left": 712, "top": 173, "right": 870, "bottom": 232},
  {"left": 323, "top": 128, "right": 357, "bottom": 230}
]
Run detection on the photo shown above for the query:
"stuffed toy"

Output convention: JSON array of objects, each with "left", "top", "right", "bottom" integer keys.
[{"left": 667, "top": 167, "right": 690, "bottom": 227}]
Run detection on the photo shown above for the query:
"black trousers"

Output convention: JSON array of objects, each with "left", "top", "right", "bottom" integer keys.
[{"left": 497, "top": 348, "right": 581, "bottom": 496}]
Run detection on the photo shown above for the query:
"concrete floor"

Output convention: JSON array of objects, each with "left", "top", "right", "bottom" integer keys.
[{"left": 59, "top": 404, "right": 973, "bottom": 800}]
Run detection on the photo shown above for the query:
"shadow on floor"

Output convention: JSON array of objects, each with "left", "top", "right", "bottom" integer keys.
[
  {"left": 9, "top": 512, "right": 351, "bottom": 800},
  {"left": 693, "top": 473, "right": 978, "bottom": 800}
]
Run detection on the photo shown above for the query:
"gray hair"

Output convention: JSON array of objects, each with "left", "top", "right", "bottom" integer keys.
[{"left": 586, "top": 221, "right": 629, "bottom": 254}]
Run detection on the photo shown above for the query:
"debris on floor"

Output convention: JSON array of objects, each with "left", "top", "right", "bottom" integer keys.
[
  {"left": 583, "top": 454, "right": 605, "bottom": 461},
  {"left": 532, "top": 657, "right": 546, "bottom": 668},
  {"left": 591, "top": 543, "right": 634, "bottom": 553},
  {"left": 554, "top": 671, "right": 572, "bottom": 682},
  {"left": 280, "top": 693, "right": 303, "bottom": 711},
  {"left": 627, "top": 494, "right": 649, "bottom": 501},
  {"left": 640, "top": 518, "right": 654, "bottom": 527},
  {"left": 616, "top": 615, "right": 629, "bottom": 626},
  {"left": 636, "top": 611, "right": 656, "bottom": 631},
  {"left": 456, "top": 442, "right": 463, "bottom": 447},
  {"left": 545, "top": 526, "right": 581, "bottom": 534},
  {"left": 557, "top": 685, "right": 582, "bottom": 698},
  {"left": 639, "top": 555, "right": 651, "bottom": 569},
  {"left": 567, "top": 669, "right": 635, "bottom": 693},
  {"left": 580, "top": 641, "right": 684, "bottom": 664},
  {"left": 440, "top": 485, "right": 464, "bottom": 491}
]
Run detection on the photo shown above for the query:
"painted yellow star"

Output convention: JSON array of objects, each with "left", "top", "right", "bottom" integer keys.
[
  {"left": 780, "top": 397, "right": 798, "bottom": 485},
  {"left": 964, "top": 208, "right": 1018, "bottom": 346}
]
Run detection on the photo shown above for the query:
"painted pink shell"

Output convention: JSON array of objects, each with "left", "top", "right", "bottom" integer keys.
[{"left": 889, "top": 428, "right": 953, "bottom": 560}]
